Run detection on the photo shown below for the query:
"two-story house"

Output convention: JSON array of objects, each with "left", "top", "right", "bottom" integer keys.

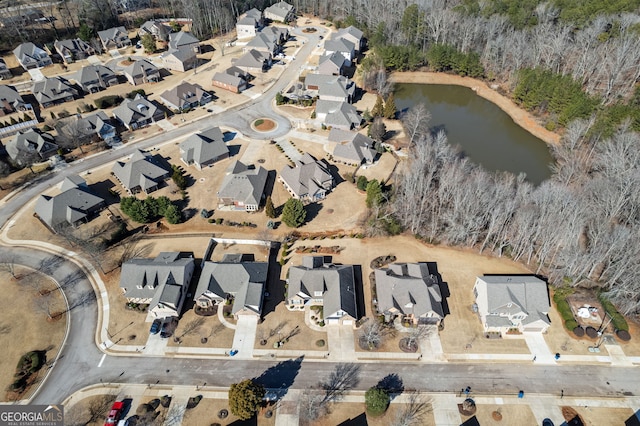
[
  {"left": 279, "top": 153, "right": 334, "bottom": 201},
  {"left": 13, "top": 42, "right": 52, "bottom": 70}
]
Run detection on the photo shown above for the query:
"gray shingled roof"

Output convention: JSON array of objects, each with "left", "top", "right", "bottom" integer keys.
[
  {"left": 318, "top": 76, "right": 355, "bottom": 100},
  {"left": 54, "top": 38, "right": 93, "bottom": 57},
  {"left": 139, "top": 20, "right": 170, "bottom": 40},
  {"left": 374, "top": 263, "right": 444, "bottom": 319},
  {"left": 162, "top": 47, "right": 196, "bottom": 63},
  {"left": 264, "top": 1, "right": 293, "bottom": 20},
  {"left": 111, "top": 149, "right": 170, "bottom": 192},
  {"left": 335, "top": 26, "right": 364, "bottom": 49},
  {"left": 98, "top": 26, "right": 129, "bottom": 45},
  {"left": 329, "top": 129, "right": 377, "bottom": 164},
  {"left": 324, "top": 37, "right": 355, "bottom": 55},
  {"left": 237, "top": 16, "right": 258, "bottom": 26},
  {"left": 179, "top": 126, "right": 228, "bottom": 166},
  {"left": 478, "top": 275, "right": 551, "bottom": 326},
  {"left": 120, "top": 252, "right": 194, "bottom": 304},
  {"left": 73, "top": 64, "right": 118, "bottom": 89},
  {"left": 288, "top": 256, "right": 357, "bottom": 320},
  {"left": 317, "top": 52, "right": 345, "bottom": 75},
  {"left": 243, "top": 8, "right": 263, "bottom": 20},
  {"left": 217, "top": 161, "right": 268, "bottom": 207},
  {"left": 13, "top": 42, "right": 50, "bottom": 67},
  {"left": 234, "top": 49, "right": 271, "bottom": 69},
  {"left": 246, "top": 32, "right": 277, "bottom": 52},
  {"left": 0, "top": 85, "right": 25, "bottom": 107},
  {"left": 112, "top": 94, "right": 159, "bottom": 127},
  {"left": 34, "top": 175, "right": 104, "bottom": 228},
  {"left": 195, "top": 258, "right": 268, "bottom": 315},
  {"left": 123, "top": 59, "right": 159, "bottom": 81},
  {"left": 32, "top": 77, "right": 76, "bottom": 105},
  {"left": 315, "top": 100, "right": 362, "bottom": 129},
  {"left": 213, "top": 71, "right": 244, "bottom": 87},
  {"left": 168, "top": 31, "right": 199, "bottom": 50},
  {"left": 6, "top": 129, "right": 57, "bottom": 162},
  {"left": 160, "top": 82, "right": 210, "bottom": 110},
  {"left": 279, "top": 153, "right": 333, "bottom": 199}
]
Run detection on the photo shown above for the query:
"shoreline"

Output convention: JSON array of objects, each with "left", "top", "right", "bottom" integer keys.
[{"left": 389, "top": 71, "right": 561, "bottom": 146}]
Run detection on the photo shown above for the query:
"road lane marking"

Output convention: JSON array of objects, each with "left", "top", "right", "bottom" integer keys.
[{"left": 98, "top": 353, "right": 106, "bottom": 367}]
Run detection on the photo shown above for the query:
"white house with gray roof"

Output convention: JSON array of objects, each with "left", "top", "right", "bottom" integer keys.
[
  {"left": 287, "top": 256, "right": 359, "bottom": 325},
  {"left": 195, "top": 253, "right": 269, "bottom": 318},
  {"left": 123, "top": 59, "right": 161, "bottom": 86},
  {"left": 305, "top": 74, "right": 356, "bottom": 103},
  {"left": 0, "top": 85, "right": 31, "bottom": 115},
  {"left": 98, "top": 26, "right": 132, "bottom": 50},
  {"left": 112, "top": 94, "right": 163, "bottom": 130},
  {"left": 13, "top": 42, "right": 52, "bottom": 70},
  {"left": 6, "top": 129, "right": 57, "bottom": 165},
  {"left": 375, "top": 263, "right": 444, "bottom": 325},
  {"left": 334, "top": 26, "right": 365, "bottom": 53},
  {"left": 279, "top": 153, "right": 333, "bottom": 201},
  {"left": 315, "top": 100, "right": 362, "bottom": 130},
  {"left": 111, "top": 149, "right": 170, "bottom": 194},
  {"left": 329, "top": 129, "right": 377, "bottom": 165},
  {"left": 32, "top": 77, "right": 78, "bottom": 108},
  {"left": 236, "top": 8, "right": 264, "bottom": 39},
  {"left": 54, "top": 38, "right": 95, "bottom": 63},
  {"left": 120, "top": 252, "right": 195, "bottom": 319},
  {"left": 179, "top": 126, "right": 228, "bottom": 169},
  {"left": 34, "top": 175, "right": 105, "bottom": 230},
  {"left": 73, "top": 64, "right": 119, "bottom": 93},
  {"left": 324, "top": 37, "right": 355, "bottom": 66},
  {"left": 474, "top": 275, "right": 551, "bottom": 335},
  {"left": 217, "top": 161, "right": 268, "bottom": 211},
  {"left": 168, "top": 31, "right": 200, "bottom": 52},
  {"left": 317, "top": 52, "right": 346, "bottom": 76},
  {"left": 264, "top": 1, "right": 294, "bottom": 22}
]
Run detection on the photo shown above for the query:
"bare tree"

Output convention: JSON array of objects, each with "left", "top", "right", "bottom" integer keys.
[
  {"left": 87, "top": 395, "right": 117, "bottom": 424},
  {"left": 394, "top": 392, "right": 432, "bottom": 426},
  {"left": 401, "top": 103, "right": 431, "bottom": 145},
  {"left": 298, "top": 389, "right": 327, "bottom": 425},
  {"left": 404, "top": 326, "right": 433, "bottom": 352},
  {"left": 179, "top": 317, "right": 206, "bottom": 339},
  {"left": 0, "top": 258, "right": 19, "bottom": 279},
  {"left": 163, "top": 403, "right": 185, "bottom": 426},
  {"left": 358, "top": 321, "right": 392, "bottom": 350}
]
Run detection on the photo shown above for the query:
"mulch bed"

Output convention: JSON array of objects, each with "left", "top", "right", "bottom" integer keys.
[
  {"left": 254, "top": 118, "right": 276, "bottom": 131},
  {"left": 399, "top": 338, "right": 418, "bottom": 353}
]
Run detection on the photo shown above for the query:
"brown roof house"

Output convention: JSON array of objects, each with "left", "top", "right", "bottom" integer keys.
[
  {"left": 73, "top": 64, "right": 119, "bottom": 93},
  {"left": 328, "top": 128, "right": 377, "bottom": 165},
  {"left": 473, "top": 275, "right": 551, "bottom": 335},
  {"left": 179, "top": 126, "right": 228, "bottom": 169},
  {"left": 279, "top": 153, "right": 333, "bottom": 201},
  {"left": 160, "top": 82, "right": 212, "bottom": 112},
  {"left": 112, "top": 94, "right": 163, "bottom": 130},
  {"left": 6, "top": 129, "right": 57, "bottom": 165},
  {"left": 194, "top": 253, "right": 269, "bottom": 318},
  {"left": 111, "top": 149, "right": 170, "bottom": 194},
  {"left": 287, "top": 256, "right": 359, "bottom": 325},
  {"left": 54, "top": 38, "right": 96, "bottom": 63},
  {"left": 120, "top": 252, "right": 195, "bottom": 319},
  {"left": 217, "top": 161, "right": 268, "bottom": 211},
  {"left": 123, "top": 59, "right": 161, "bottom": 86},
  {"left": 98, "top": 26, "right": 132, "bottom": 50},
  {"left": 32, "top": 76, "right": 78, "bottom": 108},
  {"left": 212, "top": 68, "right": 248, "bottom": 93},
  {"left": 374, "top": 263, "right": 445, "bottom": 325},
  {"left": 34, "top": 175, "right": 105, "bottom": 230}
]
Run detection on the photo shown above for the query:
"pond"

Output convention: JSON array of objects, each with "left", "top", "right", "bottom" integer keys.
[{"left": 394, "top": 84, "right": 554, "bottom": 184}]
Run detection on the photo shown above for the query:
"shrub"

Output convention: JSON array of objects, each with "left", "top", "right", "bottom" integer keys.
[
  {"left": 553, "top": 289, "right": 576, "bottom": 330},
  {"left": 127, "top": 89, "right": 146, "bottom": 99},
  {"left": 95, "top": 95, "right": 123, "bottom": 109},
  {"left": 598, "top": 294, "right": 629, "bottom": 331},
  {"left": 365, "top": 387, "right": 390, "bottom": 416}
]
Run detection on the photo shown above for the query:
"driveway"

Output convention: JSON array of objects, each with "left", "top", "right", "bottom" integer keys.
[
  {"left": 326, "top": 324, "right": 355, "bottom": 361},
  {"left": 232, "top": 315, "right": 258, "bottom": 359}
]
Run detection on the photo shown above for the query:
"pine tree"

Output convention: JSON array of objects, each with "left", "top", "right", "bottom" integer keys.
[
  {"left": 371, "top": 95, "right": 384, "bottom": 117},
  {"left": 229, "top": 379, "right": 265, "bottom": 420},
  {"left": 282, "top": 198, "right": 306, "bottom": 228},
  {"left": 265, "top": 196, "right": 276, "bottom": 218},
  {"left": 384, "top": 93, "right": 397, "bottom": 119}
]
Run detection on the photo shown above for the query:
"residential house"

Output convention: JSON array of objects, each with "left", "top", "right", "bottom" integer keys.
[
  {"left": 473, "top": 275, "right": 551, "bottom": 335},
  {"left": 138, "top": 20, "right": 171, "bottom": 41},
  {"left": 212, "top": 71, "right": 247, "bottom": 93},
  {"left": 179, "top": 126, "right": 228, "bottom": 169},
  {"left": 334, "top": 26, "right": 365, "bottom": 53},
  {"left": 13, "top": 42, "right": 52, "bottom": 70},
  {"left": 305, "top": 74, "right": 355, "bottom": 102},
  {"left": 287, "top": 256, "right": 358, "bottom": 325},
  {"left": 328, "top": 129, "right": 377, "bottom": 165},
  {"left": 65, "top": 111, "right": 118, "bottom": 144},
  {"left": 236, "top": 8, "right": 264, "bottom": 39},
  {"left": 264, "top": 1, "right": 295, "bottom": 23},
  {"left": 195, "top": 253, "right": 269, "bottom": 318},
  {"left": 161, "top": 82, "right": 212, "bottom": 112},
  {"left": 161, "top": 48, "right": 197, "bottom": 72},
  {"left": 234, "top": 49, "right": 272, "bottom": 74},
  {"left": 244, "top": 32, "right": 279, "bottom": 56},
  {"left": 279, "top": 153, "right": 334, "bottom": 201},
  {"left": 317, "top": 52, "right": 346, "bottom": 76},
  {"left": 111, "top": 149, "right": 170, "bottom": 194},
  {"left": 0, "top": 85, "right": 31, "bottom": 116},
  {"left": 315, "top": 100, "right": 362, "bottom": 130},
  {"left": 98, "top": 26, "right": 132, "bottom": 50},
  {"left": 324, "top": 37, "right": 355, "bottom": 66},
  {"left": 0, "top": 58, "right": 13, "bottom": 79},
  {"left": 120, "top": 252, "right": 195, "bottom": 319},
  {"left": 34, "top": 175, "right": 105, "bottom": 229},
  {"left": 112, "top": 94, "right": 163, "bottom": 130},
  {"left": 122, "top": 59, "right": 161, "bottom": 86},
  {"left": 217, "top": 161, "right": 268, "bottom": 211},
  {"left": 54, "top": 38, "right": 95, "bottom": 63},
  {"left": 168, "top": 31, "right": 200, "bottom": 53},
  {"left": 262, "top": 26, "right": 289, "bottom": 44},
  {"left": 6, "top": 129, "right": 58, "bottom": 165},
  {"left": 374, "top": 263, "right": 444, "bottom": 325},
  {"left": 73, "top": 64, "right": 119, "bottom": 93},
  {"left": 32, "top": 77, "right": 78, "bottom": 108}
]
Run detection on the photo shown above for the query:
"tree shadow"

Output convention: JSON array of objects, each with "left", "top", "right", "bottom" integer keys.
[
  {"left": 427, "top": 262, "right": 451, "bottom": 317},
  {"left": 338, "top": 412, "right": 368, "bottom": 426},
  {"left": 304, "top": 202, "right": 323, "bottom": 223},
  {"left": 322, "top": 363, "right": 361, "bottom": 403},
  {"left": 228, "top": 418, "right": 257, "bottom": 426},
  {"left": 262, "top": 242, "right": 282, "bottom": 317},
  {"left": 254, "top": 356, "right": 304, "bottom": 400},
  {"left": 461, "top": 416, "right": 481, "bottom": 426},
  {"left": 376, "top": 373, "right": 404, "bottom": 399},
  {"left": 352, "top": 265, "right": 365, "bottom": 320}
]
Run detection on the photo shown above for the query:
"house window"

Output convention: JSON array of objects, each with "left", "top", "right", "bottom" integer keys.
[
  {"left": 473, "top": 288, "right": 478, "bottom": 298},
  {"left": 137, "top": 284, "right": 143, "bottom": 289},
  {"left": 314, "top": 291, "right": 323, "bottom": 297}
]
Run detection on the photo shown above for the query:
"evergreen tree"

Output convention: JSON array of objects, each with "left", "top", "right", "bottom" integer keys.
[
  {"left": 282, "top": 198, "right": 306, "bottom": 228},
  {"left": 366, "top": 179, "right": 384, "bottom": 208},
  {"left": 384, "top": 93, "right": 397, "bottom": 119},
  {"left": 371, "top": 95, "right": 384, "bottom": 117},
  {"left": 265, "top": 196, "right": 276, "bottom": 218},
  {"left": 365, "top": 387, "right": 390, "bottom": 416},
  {"left": 141, "top": 33, "right": 156, "bottom": 54},
  {"left": 368, "top": 117, "right": 387, "bottom": 142},
  {"left": 77, "top": 22, "right": 94, "bottom": 41},
  {"left": 229, "top": 379, "right": 265, "bottom": 420}
]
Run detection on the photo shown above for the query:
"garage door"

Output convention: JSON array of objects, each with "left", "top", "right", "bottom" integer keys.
[
  {"left": 342, "top": 320, "right": 353, "bottom": 326},
  {"left": 327, "top": 318, "right": 339, "bottom": 325}
]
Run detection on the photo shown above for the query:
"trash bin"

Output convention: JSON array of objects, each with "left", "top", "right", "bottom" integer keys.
[
  {"left": 518, "top": 390, "right": 524, "bottom": 398},
  {"left": 555, "top": 353, "right": 561, "bottom": 360}
]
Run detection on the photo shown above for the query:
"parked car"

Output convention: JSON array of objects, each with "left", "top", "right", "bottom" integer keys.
[
  {"left": 150, "top": 319, "right": 161, "bottom": 335},
  {"left": 160, "top": 319, "right": 175, "bottom": 339},
  {"left": 542, "top": 420, "right": 554, "bottom": 426},
  {"left": 104, "top": 401, "right": 124, "bottom": 425}
]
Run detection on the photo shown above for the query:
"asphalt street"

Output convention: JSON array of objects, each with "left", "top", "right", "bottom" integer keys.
[{"left": 0, "top": 26, "right": 638, "bottom": 407}]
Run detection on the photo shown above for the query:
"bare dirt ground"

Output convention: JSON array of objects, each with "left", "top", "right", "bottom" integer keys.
[
  {"left": 389, "top": 72, "right": 560, "bottom": 146},
  {"left": 181, "top": 397, "right": 277, "bottom": 426},
  {"left": 255, "top": 304, "right": 327, "bottom": 352},
  {"left": 461, "top": 403, "right": 538, "bottom": 426},
  {"left": 64, "top": 393, "right": 117, "bottom": 426},
  {"left": 569, "top": 405, "right": 633, "bottom": 426},
  {"left": 167, "top": 307, "right": 235, "bottom": 349},
  {"left": 0, "top": 267, "right": 67, "bottom": 401},
  {"left": 312, "top": 401, "right": 428, "bottom": 426}
]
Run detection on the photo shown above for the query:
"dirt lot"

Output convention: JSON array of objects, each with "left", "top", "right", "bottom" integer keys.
[
  {"left": 461, "top": 403, "right": 538, "bottom": 426},
  {"left": 0, "top": 267, "right": 67, "bottom": 401},
  {"left": 181, "top": 397, "right": 277, "bottom": 426},
  {"left": 568, "top": 405, "right": 634, "bottom": 426}
]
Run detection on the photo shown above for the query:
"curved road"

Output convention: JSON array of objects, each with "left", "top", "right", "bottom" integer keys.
[{"left": 1, "top": 26, "right": 637, "bottom": 406}]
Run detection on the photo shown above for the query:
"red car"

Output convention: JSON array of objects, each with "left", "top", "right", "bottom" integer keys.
[{"left": 104, "top": 401, "right": 124, "bottom": 425}]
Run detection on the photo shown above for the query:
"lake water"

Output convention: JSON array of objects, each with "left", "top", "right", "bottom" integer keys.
[{"left": 394, "top": 84, "right": 553, "bottom": 184}]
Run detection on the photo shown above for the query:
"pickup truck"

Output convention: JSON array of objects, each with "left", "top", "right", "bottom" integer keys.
[{"left": 104, "top": 401, "right": 124, "bottom": 425}]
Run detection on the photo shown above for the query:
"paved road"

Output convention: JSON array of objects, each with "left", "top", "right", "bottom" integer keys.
[{"left": 2, "top": 25, "right": 639, "bottom": 407}]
